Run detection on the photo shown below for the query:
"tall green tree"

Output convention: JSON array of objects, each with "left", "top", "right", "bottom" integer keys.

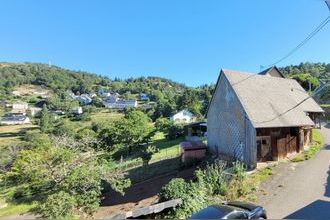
[
  {"left": 99, "top": 110, "right": 152, "bottom": 154},
  {"left": 40, "top": 104, "right": 51, "bottom": 132}
]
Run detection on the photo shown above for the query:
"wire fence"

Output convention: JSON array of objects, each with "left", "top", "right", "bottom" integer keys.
[{"left": 114, "top": 145, "right": 182, "bottom": 172}]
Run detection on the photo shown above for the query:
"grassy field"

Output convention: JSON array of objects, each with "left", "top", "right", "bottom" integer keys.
[
  {"left": 113, "top": 132, "right": 183, "bottom": 171},
  {"left": 0, "top": 124, "right": 39, "bottom": 148},
  {"left": 65, "top": 109, "right": 124, "bottom": 131}
]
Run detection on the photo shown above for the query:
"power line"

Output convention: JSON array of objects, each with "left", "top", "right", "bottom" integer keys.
[
  {"left": 254, "top": 84, "right": 326, "bottom": 125},
  {"left": 268, "top": 15, "right": 330, "bottom": 67}
]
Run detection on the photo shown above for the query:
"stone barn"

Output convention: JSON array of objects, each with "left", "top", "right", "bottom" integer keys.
[{"left": 207, "top": 67, "right": 323, "bottom": 169}]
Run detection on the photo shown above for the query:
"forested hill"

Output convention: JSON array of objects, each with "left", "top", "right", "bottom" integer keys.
[
  {"left": 0, "top": 62, "right": 213, "bottom": 117},
  {"left": 0, "top": 62, "right": 187, "bottom": 95},
  {"left": 1, "top": 62, "right": 330, "bottom": 115}
]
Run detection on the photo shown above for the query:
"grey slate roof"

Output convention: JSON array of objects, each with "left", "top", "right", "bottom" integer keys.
[{"left": 222, "top": 69, "right": 324, "bottom": 128}]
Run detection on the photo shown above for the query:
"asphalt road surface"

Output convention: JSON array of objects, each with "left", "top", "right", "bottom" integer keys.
[{"left": 257, "top": 124, "right": 330, "bottom": 219}]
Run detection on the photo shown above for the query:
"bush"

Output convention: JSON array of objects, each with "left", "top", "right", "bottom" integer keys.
[
  {"left": 167, "top": 123, "right": 184, "bottom": 140},
  {"left": 159, "top": 178, "right": 187, "bottom": 201},
  {"left": 195, "top": 160, "right": 228, "bottom": 196},
  {"left": 159, "top": 178, "right": 207, "bottom": 219},
  {"left": 155, "top": 117, "right": 171, "bottom": 133},
  {"left": 38, "top": 191, "right": 76, "bottom": 219}
]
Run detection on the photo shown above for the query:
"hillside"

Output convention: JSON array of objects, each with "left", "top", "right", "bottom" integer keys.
[
  {"left": 0, "top": 62, "right": 212, "bottom": 118},
  {"left": 0, "top": 62, "right": 187, "bottom": 97}
]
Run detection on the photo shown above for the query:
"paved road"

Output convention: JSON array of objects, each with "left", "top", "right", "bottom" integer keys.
[{"left": 257, "top": 124, "right": 330, "bottom": 219}]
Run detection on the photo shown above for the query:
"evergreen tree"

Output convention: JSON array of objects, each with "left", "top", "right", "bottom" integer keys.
[{"left": 40, "top": 104, "right": 50, "bottom": 132}]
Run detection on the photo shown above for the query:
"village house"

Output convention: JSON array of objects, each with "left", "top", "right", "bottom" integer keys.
[
  {"left": 104, "top": 99, "right": 137, "bottom": 109},
  {"left": 170, "top": 109, "right": 194, "bottom": 123},
  {"left": 140, "top": 93, "right": 149, "bottom": 101},
  {"left": 0, "top": 114, "right": 31, "bottom": 125},
  {"left": 76, "top": 94, "right": 92, "bottom": 105},
  {"left": 72, "top": 106, "right": 83, "bottom": 115},
  {"left": 12, "top": 101, "right": 29, "bottom": 115},
  {"left": 207, "top": 67, "right": 324, "bottom": 169},
  {"left": 29, "top": 107, "right": 42, "bottom": 117}
]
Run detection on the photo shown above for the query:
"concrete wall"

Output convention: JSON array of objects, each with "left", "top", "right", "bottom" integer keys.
[{"left": 207, "top": 72, "right": 257, "bottom": 168}]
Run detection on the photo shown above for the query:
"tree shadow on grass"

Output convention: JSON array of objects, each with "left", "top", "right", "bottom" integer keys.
[
  {"left": 0, "top": 126, "right": 38, "bottom": 138},
  {"left": 100, "top": 157, "right": 197, "bottom": 207}
]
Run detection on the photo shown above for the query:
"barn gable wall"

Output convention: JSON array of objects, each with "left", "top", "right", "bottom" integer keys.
[
  {"left": 207, "top": 72, "right": 257, "bottom": 168},
  {"left": 265, "top": 68, "right": 284, "bottom": 78}
]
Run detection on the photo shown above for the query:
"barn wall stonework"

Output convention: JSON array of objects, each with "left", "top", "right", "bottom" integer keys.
[{"left": 207, "top": 73, "right": 257, "bottom": 168}]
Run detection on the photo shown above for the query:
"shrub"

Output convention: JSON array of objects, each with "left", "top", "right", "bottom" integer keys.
[
  {"left": 195, "top": 160, "right": 228, "bottom": 196},
  {"left": 159, "top": 178, "right": 187, "bottom": 201},
  {"left": 167, "top": 123, "right": 184, "bottom": 140},
  {"left": 159, "top": 178, "right": 207, "bottom": 218},
  {"left": 38, "top": 191, "right": 76, "bottom": 219},
  {"left": 155, "top": 117, "right": 171, "bottom": 133}
]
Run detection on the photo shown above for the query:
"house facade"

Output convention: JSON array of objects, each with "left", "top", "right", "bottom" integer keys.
[
  {"left": 12, "top": 101, "right": 28, "bottom": 114},
  {"left": 72, "top": 106, "right": 83, "bottom": 115},
  {"left": 207, "top": 68, "right": 323, "bottom": 169},
  {"left": 170, "top": 109, "right": 194, "bottom": 123},
  {"left": 103, "top": 99, "right": 137, "bottom": 109}
]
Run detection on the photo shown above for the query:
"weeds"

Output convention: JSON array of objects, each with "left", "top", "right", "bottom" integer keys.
[{"left": 291, "top": 129, "right": 324, "bottom": 162}]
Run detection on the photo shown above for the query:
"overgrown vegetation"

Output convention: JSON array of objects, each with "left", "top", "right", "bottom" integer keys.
[
  {"left": 0, "top": 134, "right": 131, "bottom": 218},
  {"left": 291, "top": 129, "right": 324, "bottom": 162},
  {"left": 0, "top": 62, "right": 214, "bottom": 118},
  {"left": 158, "top": 160, "right": 274, "bottom": 219}
]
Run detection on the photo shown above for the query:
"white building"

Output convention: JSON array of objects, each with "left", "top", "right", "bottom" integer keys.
[
  {"left": 12, "top": 101, "right": 29, "bottom": 114},
  {"left": 29, "top": 107, "right": 42, "bottom": 117},
  {"left": 72, "top": 106, "right": 83, "bottom": 114},
  {"left": 103, "top": 99, "right": 137, "bottom": 109},
  {"left": 76, "top": 94, "right": 92, "bottom": 105},
  {"left": 0, "top": 115, "right": 31, "bottom": 125},
  {"left": 170, "top": 109, "right": 194, "bottom": 123}
]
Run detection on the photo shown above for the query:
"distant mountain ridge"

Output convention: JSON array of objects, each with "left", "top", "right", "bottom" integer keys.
[
  {"left": 1, "top": 61, "right": 330, "bottom": 106},
  {"left": 0, "top": 62, "right": 188, "bottom": 97}
]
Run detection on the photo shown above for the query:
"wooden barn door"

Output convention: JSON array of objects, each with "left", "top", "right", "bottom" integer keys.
[{"left": 276, "top": 135, "right": 297, "bottom": 159}]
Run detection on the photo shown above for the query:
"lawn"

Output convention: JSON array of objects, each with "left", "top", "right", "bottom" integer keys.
[
  {"left": 0, "top": 124, "right": 39, "bottom": 148},
  {"left": 113, "top": 132, "right": 183, "bottom": 172},
  {"left": 66, "top": 109, "right": 124, "bottom": 131},
  {"left": 151, "top": 132, "right": 183, "bottom": 162},
  {"left": 90, "top": 109, "right": 124, "bottom": 123}
]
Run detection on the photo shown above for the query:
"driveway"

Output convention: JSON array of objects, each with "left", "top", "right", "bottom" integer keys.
[{"left": 257, "top": 124, "right": 330, "bottom": 219}]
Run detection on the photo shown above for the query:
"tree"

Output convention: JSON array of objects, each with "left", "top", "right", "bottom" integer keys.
[
  {"left": 177, "top": 89, "right": 202, "bottom": 117},
  {"left": 155, "top": 117, "right": 172, "bottom": 133},
  {"left": 99, "top": 110, "right": 152, "bottom": 154},
  {"left": 5, "top": 144, "right": 131, "bottom": 218},
  {"left": 139, "top": 145, "right": 159, "bottom": 166},
  {"left": 40, "top": 104, "right": 51, "bottom": 132}
]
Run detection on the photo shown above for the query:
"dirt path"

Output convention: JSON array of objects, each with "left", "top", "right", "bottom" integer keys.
[
  {"left": 256, "top": 124, "right": 330, "bottom": 219},
  {"left": 94, "top": 167, "right": 196, "bottom": 219}
]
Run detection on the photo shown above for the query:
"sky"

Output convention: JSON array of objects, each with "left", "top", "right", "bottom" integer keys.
[{"left": 0, "top": 0, "right": 329, "bottom": 86}]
